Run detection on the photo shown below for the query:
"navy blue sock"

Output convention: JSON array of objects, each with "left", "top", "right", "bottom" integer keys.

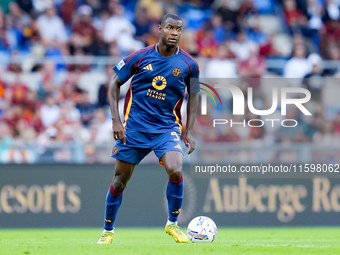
[
  {"left": 104, "top": 184, "right": 123, "bottom": 231},
  {"left": 166, "top": 176, "right": 184, "bottom": 222}
]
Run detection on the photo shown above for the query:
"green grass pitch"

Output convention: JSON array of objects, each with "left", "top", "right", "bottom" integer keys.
[{"left": 0, "top": 228, "right": 339, "bottom": 255}]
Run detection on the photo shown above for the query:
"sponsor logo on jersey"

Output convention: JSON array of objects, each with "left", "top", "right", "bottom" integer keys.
[
  {"left": 143, "top": 63, "right": 153, "bottom": 71},
  {"left": 146, "top": 89, "right": 166, "bottom": 100},
  {"left": 152, "top": 76, "right": 167, "bottom": 90},
  {"left": 116, "top": 60, "right": 125, "bottom": 70},
  {"left": 172, "top": 68, "right": 182, "bottom": 77}
]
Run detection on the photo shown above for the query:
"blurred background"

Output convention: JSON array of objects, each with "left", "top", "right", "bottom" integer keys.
[{"left": 0, "top": 0, "right": 339, "bottom": 164}]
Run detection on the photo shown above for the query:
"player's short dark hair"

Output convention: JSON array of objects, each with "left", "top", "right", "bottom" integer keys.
[{"left": 161, "top": 13, "right": 182, "bottom": 26}]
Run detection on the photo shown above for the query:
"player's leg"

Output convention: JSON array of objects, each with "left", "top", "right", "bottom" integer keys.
[
  {"left": 161, "top": 151, "right": 188, "bottom": 243},
  {"left": 98, "top": 159, "right": 135, "bottom": 244},
  {"left": 162, "top": 151, "right": 184, "bottom": 223},
  {"left": 105, "top": 159, "right": 135, "bottom": 230}
]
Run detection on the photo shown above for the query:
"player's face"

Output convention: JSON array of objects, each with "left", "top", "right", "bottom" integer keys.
[{"left": 159, "top": 18, "right": 183, "bottom": 47}]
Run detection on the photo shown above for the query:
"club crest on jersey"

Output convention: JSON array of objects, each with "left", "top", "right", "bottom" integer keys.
[
  {"left": 112, "top": 146, "right": 119, "bottom": 154},
  {"left": 152, "top": 76, "right": 167, "bottom": 90},
  {"left": 172, "top": 68, "right": 182, "bottom": 77},
  {"left": 116, "top": 60, "right": 125, "bottom": 70}
]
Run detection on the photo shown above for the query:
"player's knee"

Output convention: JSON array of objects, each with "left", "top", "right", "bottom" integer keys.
[
  {"left": 112, "top": 178, "right": 127, "bottom": 192},
  {"left": 168, "top": 170, "right": 182, "bottom": 180},
  {"left": 167, "top": 166, "right": 182, "bottom": 180},
  {"left": 166, "top": 159, "right": 183, "bottom": 180}
]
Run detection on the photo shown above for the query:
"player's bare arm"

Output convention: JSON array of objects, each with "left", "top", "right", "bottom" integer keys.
[
  {"left": 183, "top": 92, "right": 199, "bottom": 154},
  {"left": 108, "top": 72, "right": 126, "bottom": 144}
]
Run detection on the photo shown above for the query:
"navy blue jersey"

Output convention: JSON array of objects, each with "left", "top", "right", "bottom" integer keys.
[{"left": 113, "top": 44, "right": 199, "bottom": 133}]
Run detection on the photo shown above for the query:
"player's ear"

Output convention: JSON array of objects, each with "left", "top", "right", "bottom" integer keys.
[{"left": 158, "top": 25, "right": 162, "bottom": 34}]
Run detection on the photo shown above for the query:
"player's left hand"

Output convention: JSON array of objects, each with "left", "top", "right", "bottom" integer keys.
[{"left": 182, "top": 130, "right": 196, "bottom": 154}]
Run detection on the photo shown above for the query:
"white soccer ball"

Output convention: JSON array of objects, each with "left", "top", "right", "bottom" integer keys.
[{"left": 187, "top": 216, "right": 217, "bottom": 243}]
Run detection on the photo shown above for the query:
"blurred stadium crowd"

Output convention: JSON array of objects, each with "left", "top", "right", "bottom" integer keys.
[{"left": 0, "top": 0, "right": 340, "bottom": 163}]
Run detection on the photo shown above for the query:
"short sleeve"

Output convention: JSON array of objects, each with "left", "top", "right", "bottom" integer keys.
[
  {"left": 191, "top": 61, "right": 199, "bottom": 79},
  {"left": 113, "top": 51, "right": 144, "bottom": 83},
  {"left": 113, "top": 58, "right": 132, "bottom": 84},
  {"left": 188, "top": 61, "right": 200, "bottom": 93}
]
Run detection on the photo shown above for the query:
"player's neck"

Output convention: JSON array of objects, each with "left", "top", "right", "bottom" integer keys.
[{"left": 157, "top": 43, "right": 177, "bottom": 57}]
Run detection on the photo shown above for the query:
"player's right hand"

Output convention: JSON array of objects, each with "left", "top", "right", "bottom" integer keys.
[{"left": 112, "top": 120, "right": 126, "bottom": 144}]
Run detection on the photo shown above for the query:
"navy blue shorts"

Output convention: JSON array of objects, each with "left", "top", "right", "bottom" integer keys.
[{"left": 111, "top": 128, "right": 183, "bottom": 165}]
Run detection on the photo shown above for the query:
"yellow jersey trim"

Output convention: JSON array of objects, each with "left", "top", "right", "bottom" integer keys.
[
  {"left": 173, "top": 99, "right": 182, "bottom": 132},
  {"left": 123, "top": 89, "right": 133, "bottom": 127}
]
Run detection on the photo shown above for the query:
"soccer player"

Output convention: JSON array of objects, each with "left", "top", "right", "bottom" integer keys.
[{"left": 97, "top": 13, "right": 199, "bottom": 244}]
